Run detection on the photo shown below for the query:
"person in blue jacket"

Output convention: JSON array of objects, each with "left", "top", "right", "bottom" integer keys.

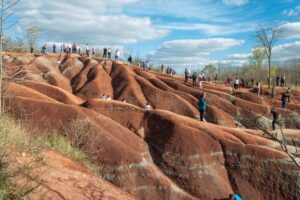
[
  {"left": 198, "top": 92, "right": 207, "bottom": 121},
  {"left": 229, "top": 193, "right": 243, "bottom": 200}
]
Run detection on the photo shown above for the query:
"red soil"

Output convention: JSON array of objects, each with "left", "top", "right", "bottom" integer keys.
[{"left": 2, "top": 53, "right": 300, "bottom": 200}]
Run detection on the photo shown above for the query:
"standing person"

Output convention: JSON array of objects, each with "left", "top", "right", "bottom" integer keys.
[
  {"left": 30, "top": 44, "right": 34, "bottom": 53},
  {"left": 52, "top": 43, "right": 56, "bottom": 53},
  {"left": 85, "top": 44, "right": 90, "bottom": 57},
  {"left": 184, "top": 68, "right": 189, "bottom": 84},
  {"left": 145, "top": 102, "right": 151, "bottom": 111},
  {"left": 145, "top": 61, "right": 148, "bottom": 71},
  {"left": 192, "top": 72, "right": 197, "bottom": 86},
  {"left": 214, "top": 74, "right": 218, "bottom": 84},
  {"left": 229, "top": 193, "right": 243, "bottom": 200},
  {"left": 240, "top": 78, "right": 245, "bottom": 88},
  {"left": 286, "top": 87, "right": 292, "bottom": 103},
  {"left": 251, "top": 78, "right": 254, "bottom": 87},
  {"left": 161, "top": 64, "right": 164, "bottom": 74},
  {"left": 127, "top": 55, "right": 132, "bottom": 64},
  {"left": 198, "top": 93, "right": 207, "bottom": 122},
  {"left": 92, "top": 48, "right": 95, "bottom": 56},
  {"left": 68, "top": 43, "right": 72, "bottom": 54},
  {"left": 103, "top": 47, "right": 107, "bottom": 58},
  {"left": 271, "top": 108, "right": 279, "bottom": 131},
  {"left": 115, "top": 49, "right": 120, "bottom": 60},
  {"left": 234, "top": 77, "right": 239, "bottom": 90},
  {"left": 107, "top": 48, "right": 111, "bottom": 59},
  {"left": 276, "top": 75, "right": 280, "bottom": 86},
  {"left": 63, "top": 43, "right": 67, "bottom": 53},
  {"left": 41, "top": 45, "right": 46, "bottom": 54},
  {"left": 77, "top": 46, "right": 81, "bottom": 55},
  {"left": 72, "top": 43, "right": 77, "bottom": 53},
  {"left": 256, "top": 81, "right": 261, "bottom": 96},
  {"left": 271, "top": 84, "right": 276, "bottom": 99},
  {"left": 142, "top": 62, "right": 146, "bottom": 71},
  {"left": 281, "top": 92, "right": 288, "bottom": 109},
  {"left": 280, "top": 75, "right": 285, "bottom": 87}
]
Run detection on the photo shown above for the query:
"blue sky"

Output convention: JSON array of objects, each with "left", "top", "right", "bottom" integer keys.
[{"left": 14, "top": 0, "right": 300, "bottom": 72}]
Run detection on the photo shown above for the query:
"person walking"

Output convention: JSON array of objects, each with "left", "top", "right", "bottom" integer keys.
[
  {"left": 286, "top": 88, "right": 292, "bottom": 103},
  {"left": 184, "top": 68, "right": 189, "bottom": 84},
  {"left": 128, "top": 55, "right": 132, "bottom": 64},
  {"left": 161, "top": 64, "right": 164, "bottom": 74},
  {"left": 214, "top": 74, "right": 218, "bottom": 84},
  {"left": 234, "top": 77, "right": 239, "bottom": 90},
  {"left": 280, "top": 75, "right": 285, "bottom": 87},
  {"left": 145, "top": 102, "right": 151, "bottom": 111},
  {"left": 198, "top": 93, "right": 207, "bottom": 122},
  {"left": 229, "top": 193, "right": 243, "bottom": 200},
  {"left": 271, "top": 84, "right": 276, "bottom": 99},
  {"left": 115, "top": 49, "right": 120, "bottom": 60},
  {"left": 107, "top": 48, "right": 111, "bottom": 59},
  {"left": 63, "top": 43, "right": 67, "bottom": 53},
  {"left": 271, "top": 108, "right": 279, "bottom": 131},
  {"left": 68, "top": 43, "right": 72, "bottom": 54},
  {"left": 281, "top": 92, "right": 288, "bottom": 109},
  {"left": 103, "top": 47, "right": 107, "bottom": 58},
  {"left": 192, "top": 72, "right": 197, "bottom": 86},
  {"left": 256, "top": 81, "right": 261, "bottom": 96},
  {"left": 276, "top": 75, "right": 280, "bottom": 86},
  {"left": 52, "top": 43, "right": 56, "bottom": 53},
  {"left": 30, "top": 44, "right": 34, "bottom": 53},
  {"left": 85, "top": 44, "right": 90, "bottom": 57},
  {"left": 72, "top": 43, "right": 77, "bottom": 53}
]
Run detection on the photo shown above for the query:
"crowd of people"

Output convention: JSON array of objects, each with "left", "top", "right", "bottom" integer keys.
[
  {"left": 36, "top": 44, "right": 122, "bottom": 61},
  {"left": 276, "top": 75, "right": 286, "bottom": 87},
  {"left": 36, "top": 43, "right": 297, "bottom": 128}
]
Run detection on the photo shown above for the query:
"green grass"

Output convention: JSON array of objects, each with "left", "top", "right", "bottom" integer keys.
[
  {"left": 0, "top": 115, "right": 101, "bottom": 199},
  {"left": 43, "top": 133, "right": 90, "bottom": 166}
]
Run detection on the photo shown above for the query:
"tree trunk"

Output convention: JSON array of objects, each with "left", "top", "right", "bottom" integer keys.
[
  {"left": 268, "top": 49, "right": 272, "bottom": 89},
  {"left": 0, "top": 0, "right": 3, "bottom": 115}
]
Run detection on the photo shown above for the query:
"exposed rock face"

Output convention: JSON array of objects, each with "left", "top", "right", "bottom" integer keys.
[{"left": 3, "top": 53, "right": 300, "bottom": 200}]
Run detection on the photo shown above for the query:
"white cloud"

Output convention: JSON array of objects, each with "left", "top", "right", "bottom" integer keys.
[
  {"left": 283, "top": 5, "right": 300, "bottom": 18},
  {"left": 157, "top": 22, "right": 256, "bottom": 36},
  {"left": 15, "top": 0, "right": 168, "bottom": 46},
  {"left": 147, "top": 38, "right": 245, "bottom": 66},
  {"left": 227, "top": 53, "right": 252, "bottom": 60},
  {"left": 278, "top": 22, "right": 300, "bottom": 39},
  {"left": 222, "top": 0, "right": 249, "bottom": 6},
  {"left": 273, "top": 41, "right": 300, "bottom": 59}
]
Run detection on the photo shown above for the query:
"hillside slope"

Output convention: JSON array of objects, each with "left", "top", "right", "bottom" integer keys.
[{"left": 2, "top": 53, "right": 300, "bottom": 200}]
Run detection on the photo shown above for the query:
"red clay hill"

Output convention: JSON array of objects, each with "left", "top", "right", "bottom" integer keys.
[{"left": 2, "top": 53, "right": 300, "bottom": 200}]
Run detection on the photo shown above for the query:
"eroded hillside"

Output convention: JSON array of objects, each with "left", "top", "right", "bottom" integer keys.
[{"left": 2, "top": 53, "right": 300, "bottom": 200}]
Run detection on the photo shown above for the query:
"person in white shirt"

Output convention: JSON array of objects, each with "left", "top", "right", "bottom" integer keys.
[
  {"left": 145, "top": 102, "right": 151, "bottom": 111},
  {"left": 234, "top": 78, "right": 239, "bottom": 90},
  {"left": 68, "top": 44, "right": 72, "bottom": 54},
  {"left": 115, "top": 49, "right": 120, "bottom": 61},
  {"left": 108, "top": 48, "right": 111, "bottom": 59},
  {"left": 85, "top": 44, "right": 90, "bottom": 57}
]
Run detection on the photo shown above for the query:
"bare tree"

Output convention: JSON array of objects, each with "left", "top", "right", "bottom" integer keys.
[
  {"left": 0, "top": 0, "right": 20, "bottom": 115},
  {"left": 255, "top": 25, "right": 280, "bottom": 89},
  {"left": 238, "top": 110, "right": 300, "bottom": 170}
]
